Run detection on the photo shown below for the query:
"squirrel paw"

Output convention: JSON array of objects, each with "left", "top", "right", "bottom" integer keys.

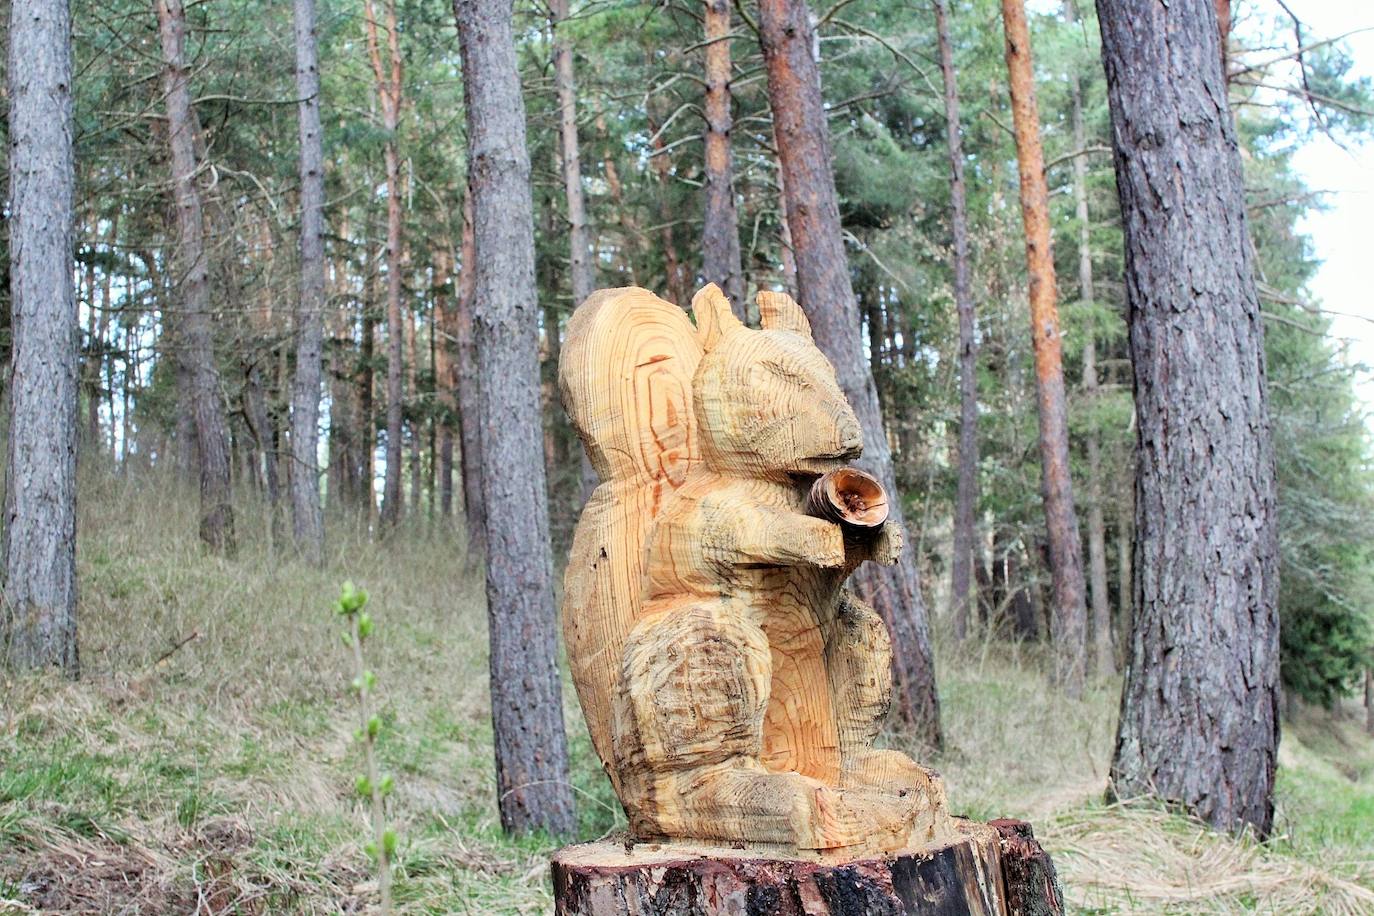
[{"left": 860, "top": 519, "right": 903, "bottom": 566}]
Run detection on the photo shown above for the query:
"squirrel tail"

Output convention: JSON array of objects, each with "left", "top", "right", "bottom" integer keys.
[{"left": 558, "top": 287, "right": 706, "bottom": 780}]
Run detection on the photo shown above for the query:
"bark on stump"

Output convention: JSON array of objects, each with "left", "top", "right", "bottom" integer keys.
[{"left": 551, "top": 820, "right": 1062, "bottom": 915}]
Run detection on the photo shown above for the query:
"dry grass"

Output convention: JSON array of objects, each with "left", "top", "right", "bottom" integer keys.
[
  {"left": 917, "top": 634, "right": 1374, "bottom": 914},
  {"left": 1049, "top": 803, "right": 1374, "bottom": 915},
  {"left": 1, "top": 469, "right": 565, "bottom": 913},
  {"left": 1, "top": 468, "right": 1370, "bottom": 913}
]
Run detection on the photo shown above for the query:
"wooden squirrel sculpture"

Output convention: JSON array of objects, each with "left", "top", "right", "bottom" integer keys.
[{"left": 560, "top": 284, "right": 950, "bottom": 854}]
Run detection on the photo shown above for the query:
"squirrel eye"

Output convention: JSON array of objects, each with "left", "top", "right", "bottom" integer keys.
[{"left": 762, "top": 359, "right": 810, "bottom": 388}]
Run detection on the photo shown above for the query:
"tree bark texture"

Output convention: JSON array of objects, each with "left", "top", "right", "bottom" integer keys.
[
  {"left": 455, "top": 189, "right": 487, "bottom": 558},
  {"left": 1098, "top": 0, "right": 1281, "bottom": 836},
  {"left": 758, "top": 0, "right": 942, "bottom": 748},
  {"left": 454, "top": 0, "right": 576, "bottom": 836},
  {"left": 551, "top": 821, "right": 1062, "bottom": 916},
  {"left": 702, "top": 0, "right": 746, "bottom": 314},
  {"left": 1066, "top": 1, "right": 1113, "bottom": 677},
  {"left": 4, "top": 0, "right": 79, "bottom": 673},
  {"left": 154, "top": 0, "right": 235, "bottom": 553},
  {"left": 365, "top": 0, "right": 406, "bottom": 527},
  {"left": 1000, "top": 0, "right": 1087, "bottom": 695},
  {"left": 935, "top": 0, "right": 979, "bottom": 643},
  {"left": 290, "top": 0, "right": 326, "bottom": 561}
]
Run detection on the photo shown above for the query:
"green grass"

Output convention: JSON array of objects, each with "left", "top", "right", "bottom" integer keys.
[
  {"left": 1274, "top": 709, "right": 1374, "bottom": 862},
  {"left": 0, "top": 468, "right": 1370, "bottom": 913}
]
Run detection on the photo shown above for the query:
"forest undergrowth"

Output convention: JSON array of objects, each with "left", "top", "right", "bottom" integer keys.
[{"left": 0, "top": 469, "right": 1370, "bottom": 914}]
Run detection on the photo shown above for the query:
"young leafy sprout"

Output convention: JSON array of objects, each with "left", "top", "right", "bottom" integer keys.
[{"left": 335, "top": 581, "right": 396, "bottom": 913}]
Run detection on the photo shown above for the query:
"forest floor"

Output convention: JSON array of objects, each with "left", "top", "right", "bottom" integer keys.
[{"left": 1, "top": 472, "right": 1372, "bottom": 914}]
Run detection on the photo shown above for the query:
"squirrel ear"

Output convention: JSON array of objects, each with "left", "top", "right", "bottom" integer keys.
[
  {"left": 692, "top": 284, "right": 744, "bottom": 352},
  {"left": 757, "top": 290, "right": 813, "bottom": 340}
]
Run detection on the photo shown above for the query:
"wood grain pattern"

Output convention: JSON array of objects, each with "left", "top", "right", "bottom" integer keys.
[{"left": 560, "top": 285, "right": 950, "bottom": 854}]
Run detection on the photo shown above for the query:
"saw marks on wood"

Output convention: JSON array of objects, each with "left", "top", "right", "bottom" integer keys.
[{"left": 560, "top": 284, "right": 951, "bottom": 855}]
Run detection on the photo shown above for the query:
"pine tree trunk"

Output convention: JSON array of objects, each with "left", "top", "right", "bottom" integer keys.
[
  {"left": 360, "top": 215, "right": 379, "bottom": 515},
  {"left": 406, "top": 305, "right": 423, "bottom": 515},
  {"left": 123, "top": 326, "right": 135, "bottom": 465},
  {"left": 154, "top": 0, "right": 235, "bottom": 553},
  {"left": 4, "top": 0, "right": 79, "bottom": 673},
  {"left": 1115, "top": 514, "right": 1131, "bottom": 662},
  {"left": 327, "top": 234, "right": 358, "bottom": 508},
  {"left": 381, "top": 136, "right": 404, "bottom": 526},
  {"left": 328, "top": 306, "right": 356, "bottom": 507},
  {"left": 290, "top": 0, "right": 326, "bottom": 561},
  {"left": 702, "top": 0, "right": 746, "bottom": 313},
  {"left": 1215, "top": 0, "right": 1231, "bottom": 76},
  {"left": 551, "top": 0, "right": 594, "bottom": 306},
  {"left": 434, "top": 242, "right": 458, "bottom": 517},
  {"left": 936, "top": 0, "right": 979, "bottom": 644},
  {"left": 757, "top": 0, "right": 941, "bottom": 748},
  {"left": 243, "top": 359, "right": 281, "bottom": 508},
  {"left": 552, "top": 86, "right": 600, "bottom": 506},
  {"left": 365, "top": 0, "right": 406, "bottom": 527},
  {"left": 646, "top": 98, "right": 691, "bottom": 310},
  {"left": 1365, "top": 667, "right": 1373, "bottom": 737},
  {"left": 1066, "top": 1, "right": 1114, "bottom": 677},
  {"left": 101, "top": 228, "right": 117, "bottom": 461},
  {"left": 454, "top": 0, "right": 576, "bottom": 837},
  {"left": 598, "top": 119, "right": 642, "bottom": 285},
  {"left": 773, "top": 120, "right": 799, "bottom": 296},
  {"left": 455, "top": 189, "right": 487, "bottom": 558},
  {"left": 427, "top": 304, "right": 438, "bottom": 519},
  {"left": 1099, "top": 0, "right": 1280, "bottom": 836},
  {"left": 1000, "top": 0, "right": 1087, "bottom": 695},
  {"left": 82, "top": 251, "right": 107, "bottom": 452},
  {"left": 546, "top": 79, "right": 602, "bottom": 505}
]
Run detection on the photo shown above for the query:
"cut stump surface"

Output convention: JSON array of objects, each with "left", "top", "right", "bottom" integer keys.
[{"left": 551, "top": 819, "right": 1063, "bottom": 915}]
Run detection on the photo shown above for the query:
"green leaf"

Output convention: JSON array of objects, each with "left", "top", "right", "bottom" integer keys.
[
  {"left": 379, "top": 773, "right": 394, "bottom": 796},
  {"left": 338, "top": 580, "right": 368, "bottom": 615},
  {"left": 355, "top": 775, "right": 372, "bottom": 797},
  {"left": 382, "top": 828, "right": 398, "bottom": 858},
  {"left": 367, "top": 715, "right": 381, "bottom": 739},
  {"left": 358, "top": 612, "right": 374, "bottom": 640}
]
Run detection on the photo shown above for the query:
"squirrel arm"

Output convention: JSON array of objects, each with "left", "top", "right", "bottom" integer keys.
[
  {"left": 842, "top": 518, "right": 905, "bottom": 570},
  {"left": 726, "top": 505, "right": 847, "bottom": 569}
]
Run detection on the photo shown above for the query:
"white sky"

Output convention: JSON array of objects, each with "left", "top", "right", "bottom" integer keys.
[{"left": 1277, "top": 2, "right": 1374, "bottom": 428}]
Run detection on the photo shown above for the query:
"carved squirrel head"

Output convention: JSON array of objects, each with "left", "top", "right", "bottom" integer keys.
[{"left": 690, "top": 285, "right": 863, "bottom": 481}]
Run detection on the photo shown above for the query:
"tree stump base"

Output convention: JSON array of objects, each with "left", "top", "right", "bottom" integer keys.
[{"left": 551, "top": 818, "right": 1063, "bottom": 915}]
